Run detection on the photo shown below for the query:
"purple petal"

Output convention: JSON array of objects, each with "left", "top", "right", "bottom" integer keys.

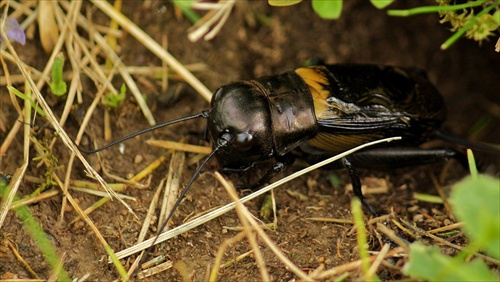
[{"left": 0, "top": 17, "right": 26, "bottom": 45}]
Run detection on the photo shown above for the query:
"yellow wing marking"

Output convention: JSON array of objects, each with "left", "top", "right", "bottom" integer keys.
[
  {"left": 307, "top": 132, "right": 382, "bottom": 153},
  {"left": 295, "top": 67, "right": 331, "bottom": 117}
]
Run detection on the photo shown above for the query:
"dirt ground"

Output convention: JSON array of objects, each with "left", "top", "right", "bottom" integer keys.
[{"left": 1, "top": 1, "right": 499, "bottom": 281}]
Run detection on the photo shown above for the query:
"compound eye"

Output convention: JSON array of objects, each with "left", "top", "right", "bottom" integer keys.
[
  {"left": 218, "top": 132, "right": 232, "bottom": 147},
  {"left": 233, "top": 132, "right": 254, "bottom": 150}
]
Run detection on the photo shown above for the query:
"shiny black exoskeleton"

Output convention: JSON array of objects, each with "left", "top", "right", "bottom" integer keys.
[{"left": 205, "top": 65, "right": 461, "bottom": 213}]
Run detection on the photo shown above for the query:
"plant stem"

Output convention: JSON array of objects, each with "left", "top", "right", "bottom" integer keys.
[{"left": 388, "top": 0, "right": 488, "bottom": 16}]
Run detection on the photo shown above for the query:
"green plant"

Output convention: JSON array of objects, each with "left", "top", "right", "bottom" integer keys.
[
  {"left": 269, "top": 0, "right": 394, "bottom": 19},
  {"left": 102, "top": 83, "right": 126, "bottom": 108},
  {"left": 402, "top": 150, "right": 500, "bottom": 281},
  {"left": 171, "top": 0, "right": 200, "bottom": 23},
  {"left": 8, "top": 86, "right": 46, "bottom": 117},
  {"left": 49, "top": 53, "right": 67, "bottom": 96},
  {"left": 389, "top": 0, "right": 500, "bottom": 49}
]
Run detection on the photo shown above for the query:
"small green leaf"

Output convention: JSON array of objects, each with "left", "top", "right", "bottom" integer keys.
[
  {"left": 102, "top": 84, "right": 126, "bottom": 108},
  {"left": 171, "top": 0, "right": 200, "bottom": 24},
  {"left": 451, "top": 175, "right": 500, "bottom": 259},
  {"left": 413, "top": 192, "right": 443, "bottom": 204},
  {"left": 312, "top": 0, "right": 342, "bottom": 20},
  {"left": 259, "top": 193, "right": 274, "bottom": 219},
  {"left": 269, "top": 0, "right": 302, "bottom": 7},
  {"left": 370, "top": 0, "right": 394, "bottom": 10},
  {"left": 49, "top": 53, "right": 67, "bottom": 96},
  {"left": 403, "top": 242, "right": 498, "bottom": 281},
  {"left": 466, "top": 149, "right": 478, "bottom": 178},
  {"left": 493, "top": 10, "right": 500, "bottom": 25},
  {"left": 328, "top": 173, "right": 341, "bottom": 187},
  {"left": 9, "top": 86, "right": 46, "bottom": 117}
]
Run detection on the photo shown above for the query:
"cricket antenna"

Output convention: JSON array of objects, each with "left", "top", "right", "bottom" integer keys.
[
  {"left": 139, "top": 134, "right": 232, "bottom": 268},
  {"left": 78, "top": 110, "right": 210, "bottom": 154},
  {"left": 434, "top": 131, "right": 500, "bottom": 154}
]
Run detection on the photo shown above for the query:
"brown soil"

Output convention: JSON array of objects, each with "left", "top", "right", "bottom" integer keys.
[{"left": 1, "top": 1, "right": 499, "bottom": 281}]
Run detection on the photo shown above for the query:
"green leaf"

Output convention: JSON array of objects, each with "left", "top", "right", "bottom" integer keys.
[
  {"left": 451, "top": 175, "right": 500, "bottom": 259},
  {"left": 9, "top": 86, "right": 46, "bottom": 117},
  {"left": 370, "top": 0, "right": 394, "bottom": 10},
  {"left": 493, "top": 10, "right": 500, "bottom": 25},
  {"left": 403, "top": 242, "right": 498, "bottom": 281},
  {"left": 102, "top": 84, "right": 126, "bottom": 108},
  {"left": 49, "top": 53, "right": 67, "bottom": 96},
  {"left": 269, "top": 0, "right": 302, "bottom": 7},
  {"left": 312, "top": 0, "right": 343, "bottom": 20},
  {"left": 171, "top": 0, "right": 200, "bottom": 24}
]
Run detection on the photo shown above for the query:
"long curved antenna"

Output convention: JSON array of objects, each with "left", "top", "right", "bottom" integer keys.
[
  {"left": 79, "top": 110, "right": 210, "bottom": 154},
  {"left": 139, "top": 135, "right": 232, "bottom": 267},
  {"left": 434, "top": 131, "right": 500, "bottom": 154}
]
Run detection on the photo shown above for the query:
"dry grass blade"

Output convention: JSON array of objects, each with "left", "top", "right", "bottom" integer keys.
[
  {"left": 113, "top": 137, "right": 402, "bottom": 260},
  {"left": 215, "top": 172, "right": 308, "bottom": 281},
  {"left": 147, "top": 139, "right": 212, "bottom": 154},
  {"left": 366, "top": 243, "right": 391, "bottom": 278},
  {"left": 376, "top": 223, "right": 410, "bottom": 253},
  {"left": 307, "top": 217, "right": 354, "bottom": 224},
  {"left": 59, "top": 0, "right": 156, "bottom": 126},
  {"left": 210, "top": 231, "right": 247, "bottom": 279},
  {"left": 188, "top": 0, "right": 235, "bottom": 42},
  {"left": 313, "top": 247, "right": 406, "bottom": 280},
  {"left": 137, "top": 260, "right": 173, "bottom": 279},
  {"left": 1, "top": 20, "right": 129, "bottom": 279},
  {"left": 2, "top": 2, "right": 130, "bottom": 209},
  {"left": 126, "top": 178, "right": 165, "bottom": 277},
  {"left": 91, "top": 0, "right": 213, "bottom": 101},
  {"left": 6, "top": 239, "right": 39, "bottom": 279},
  {"left": 427, "top": 222, "right": 463, "bottom": 234},
  {"left": 430, "top": 172, "right": 456, "bottom": 221},
  {"left": 38, "top": 1, "right": 59, "bottom": 53},
  {"left": 9, "top": 189, "right": 59, "bottom": 209},
  {"left": 215, "top": 173, "right": 270, "bottom": 281},
  {"left": 0, "top": 56, "right": 31, "bottom": 229},
  {"left": 158, "top": 151, "right": 185, "bottom": 232}
]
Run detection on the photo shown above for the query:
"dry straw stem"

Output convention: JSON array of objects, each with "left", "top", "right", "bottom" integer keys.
[
  {"left": 158, "top": 151, "right": 185, "bottom": 232},
  {"left": 427, "top": 222, "right": 463, "bottom": 234},
  {"left": 0, "top": 16, "right": 31, "bottom": 229},
  {"left": 113, "top": 137, "right": 402, "bottom": 260},
  {"left": 210, "top": 230, "right": 248, "bottom": 278},
  {"left": 6, "top": 238, "right": 40, "bottom": 279},
  {"left": 366, "top": 243, "right": 391, "bottom": 278},
  {"left": 215, "top": 175, "right": 268, "bottom": 278},
  {"left": 188, "top": 0, "right": 235, "bottom": 42},
  {"left": 58, "top": 0, "right": 156, "bottom": 126},
  {"left": 376, "top": 223, "right": 410, "bottom": 253},
  {"left": 215, "top": 171, "right": 308, "bottom": 281},
  {"left": 430, "top": 172, "right": 456, "bottom": 221},
  {"left": 91, "top": 0, "right": 213, "bottom": 102},
  {"left": 137, "top": 260, "right": 174, "bottom": 279},
  {"left": 147, "top": 139, "right": 212, "bottom": 155},
  {"left": 312, "top": 247, "right": 406, "bottom": 280},
  {"left": 69, "top": 153, "right": 170, "bottom": 225},
  {"left": 126, "top": 178, "right": 165, "bottom": 277},
  {"left": 1, "top": 14, "right": 128, "bottom": 278}
]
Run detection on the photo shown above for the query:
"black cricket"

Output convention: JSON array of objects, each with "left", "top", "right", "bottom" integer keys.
[{"left": 80, "top": 64, "right": 497, "bottom": 252}]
